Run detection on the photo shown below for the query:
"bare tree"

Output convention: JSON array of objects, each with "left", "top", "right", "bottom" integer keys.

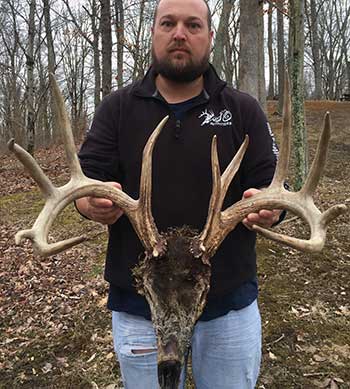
[
  {"left": 212, "top": 0, "right": 234, "bottom": 79},
  {"left": 0, "top": 0, "right": 26, "bottom": 146},
  {"left": 335, "top": 0, "right": 350, "bottom": 95},
  {"left": 61, "top": 26, "right": 90, "bottom": 137},
  {"left": 315, "top": 1, "right": 349, "bottom": 99},
  {"left": 114, "top": 0, "right": 124, "bottom": 88},
  {"left": 306, "top": 0, "right": 323, "bottom": 99},
  {"left": 276, "top": 0, "right": 286, "bottom": 114},
  {"left": 100, "top": 0, "right": 112, "bottom": 96},
  {"left": 225, "top": 4, "right": 240, "bottom": 86},
  {"left": 267, "top": 1, "right": 275, "bottom": 100},
  {"left": 43, "top": 0, "right": 58, "bottom": 142},
  {"left": 62, "top": 0, "right": 102, "bottom": 107},
  {"left": 26, "top": 0, "right": 36, "bottom": 154},
  {"left": 239, "top": 0, "right": 266, "bottom": 109},
  {"left": 289, "top": 0, "right": 308, "bottom": 189}
]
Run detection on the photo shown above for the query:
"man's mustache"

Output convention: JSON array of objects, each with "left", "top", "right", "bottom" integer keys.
[{"left": 167, "top": 44, "right": 191, "bottom": 53}]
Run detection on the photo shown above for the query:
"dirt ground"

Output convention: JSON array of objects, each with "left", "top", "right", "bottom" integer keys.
[{"left": 0, "top": 100, "right": 349, "bottom": 388}]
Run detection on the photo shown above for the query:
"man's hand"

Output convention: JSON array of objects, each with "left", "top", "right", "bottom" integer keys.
[
  {"left": 75, "top": 182, "right": 124, "bottom": 225},
  {"left": 242, "top": 188, "right": 281, "bottom": 231}
]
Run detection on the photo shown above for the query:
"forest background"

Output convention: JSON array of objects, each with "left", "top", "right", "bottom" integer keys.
[
  {"left": 0, "top": 1, "right": 350, "bottom": 388},
  {"left": 0, "top": 0, "right": 349, "bottom": 153}
]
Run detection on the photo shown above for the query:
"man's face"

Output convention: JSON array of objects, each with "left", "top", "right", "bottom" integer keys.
[{"left": 152, "top": 0, "right": 213, "bottom": 83}]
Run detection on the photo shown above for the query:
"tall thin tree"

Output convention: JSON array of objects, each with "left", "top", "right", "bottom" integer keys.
[
  {"left": 289, "top": 0, "right": 308, "bottom": 190},
  {"left": 114, "top": 0, "right": 124, "bottom": 88},
  {"left": 43, "top": 0, "right": 58, "bottom": 143},
  {"left": 26, "top": 0, "right": 36, "bottom": 154},
  {"left": 277, "top": 0, "right": 285, "bottom": 114},
  {"left": 239, "top": 0, "right": 266, "bottom": 109},
  {"left": 212, "top": 0, "right": 234, "bottom": 79},
  {"left": 267, "top": 1, "right": 274, "bottom": 99},
  {"left": 101, "top": 0, "right": 112, "bottom": 96}
]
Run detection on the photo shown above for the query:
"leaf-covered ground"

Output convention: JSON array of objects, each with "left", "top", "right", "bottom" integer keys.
[{"left": 0, "top": 101, "right": 349, "bottom": 389}]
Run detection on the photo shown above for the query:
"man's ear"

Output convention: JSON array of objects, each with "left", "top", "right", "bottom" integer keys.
[
  {"left": 151, "top": 26, "right": 154, "bottom": 35},
  {"left": 209, "top": 30, "right": 214, "bottom": 41}
]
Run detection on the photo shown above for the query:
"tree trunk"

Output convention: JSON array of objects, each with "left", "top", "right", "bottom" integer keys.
[
  {"left": 114, "top": 0, "right": 124, "bottom": 88},
  {"left": 257, "top": 2, "right": 266, "bottom": 110},
  {"left": 132, "top": 0, "right": 146, "bottom": 81},
  {"left": 277, "top": 0, "right": 285, "bottom": 114},
  {"left": 37, "top": 29, "right": 50, "bottom": 147},
  {"left": 100, "top": 0, "right": 112, "bottom": 96},
  {"left": 212, "top": 0, "right": 234, "bottom": 78},
  {"left": 289, "top": 0, "right": 308, "bottom": 190},
  {"left": 26, "top": 0, "right": 36, "bottom": 155},
  {"left": 92, "top": 0, "right": 101, "bottom": 106},
  {"left": 224, "top": 30, "right": 234, "bottom": 85},
  {"left": 43, "top": 0, "right": 58, "bottom": 143},
  {"left": 336, "top": 1, "right": 350, "bottom": 94},
  {"left": 267, "top": 1, "right": 274, "bottom": 99},
  {"left": 309, "top": 0, "right": 322, "bottom": 99},
  {"left": 239, "top": 0, "right": 266, "bottom": 108}
]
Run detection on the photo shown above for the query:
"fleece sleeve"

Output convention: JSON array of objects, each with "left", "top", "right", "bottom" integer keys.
[
  {"left": 240, "top": 96, "right": 278, "bottom": 191},
  {"left": 78, "top": 94, "right": 120, "bottom": 182}
]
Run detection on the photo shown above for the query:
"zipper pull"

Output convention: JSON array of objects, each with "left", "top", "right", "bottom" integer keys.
[{"left": 175, "top": 119, "right": 181, "bottom": 139}]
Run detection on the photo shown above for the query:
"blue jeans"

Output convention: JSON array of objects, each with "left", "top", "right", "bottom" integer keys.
[{"left": 112, "top": 299, "right": 261, "bottom": 389}]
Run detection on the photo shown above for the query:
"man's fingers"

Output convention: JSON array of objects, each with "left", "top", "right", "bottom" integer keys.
[
  {"left": 91, "top": 208, "right": 123, "bottom": 225},
  {"left": 243, "top": 209, "right": 280, "bottom": 230},
  {"left": 258, "top": 209, "right": 274, "bottom": 219},
  {"left": 89, "top": 182, "right": 123, "bottom": 208},
  {"left": 246, "top": 213, "right": 261, "bottom": 223},
  {"left": 242, "top": 189, "right": 282, "bottom": 230},
  {"left": 89, "top": 197, "right": 115, "bottom": 208},
  {"left": 243, "top": 188, "right": 261, "bottom": 199}
]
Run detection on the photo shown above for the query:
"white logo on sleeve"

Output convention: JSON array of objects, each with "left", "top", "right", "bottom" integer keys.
[{"left": 199, "top": 109, "right": 232, "bottom": 126}]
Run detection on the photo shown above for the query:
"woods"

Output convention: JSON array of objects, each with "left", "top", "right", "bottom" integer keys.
[
  {"left": 0, "top": 0, "right": 349, "bottom": 156},
  {"left": 0, "top": 1, "right": 349, "bottom": 388}
]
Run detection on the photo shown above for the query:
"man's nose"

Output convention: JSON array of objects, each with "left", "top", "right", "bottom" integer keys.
[{"left": 173, "top": 23, "right": 186, "bottom": 41}]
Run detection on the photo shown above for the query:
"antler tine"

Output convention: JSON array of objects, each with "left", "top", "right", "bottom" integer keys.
[
  {"left": 49, "top": 73, "right": 83, "bottom": 179},
  {"left": 300, "top": 112, "right": 330, "bottom": 195},
  {"left": 221, "top": 135, "right": 250, "bottom": 196},
  {"left": 15, "top": 228, "right": 86, "bottom": 256},
  {"left": 195, "top": 136, "right": 224, "bottom": 254},
  {"left": 7, "top": 139, "right": 56, "bottom": 198},
  {"left": 253, "top": 199, "right": 347, "bottom": 252},
  {"left": 196, "top": 135, "right": 249, "bottom": 256},
  {"left": 270, "top": 73, "right": 292, "bottom": 188},
  {"left": 138, "top": 116, "right": 169, "bottom": 257}
]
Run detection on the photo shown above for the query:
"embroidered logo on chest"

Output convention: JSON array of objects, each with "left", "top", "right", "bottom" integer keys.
[{"left": 199, "top": 109, "right": 232, "bottom": 127}]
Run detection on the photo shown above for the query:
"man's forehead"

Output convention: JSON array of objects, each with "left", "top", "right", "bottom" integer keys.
[{"left": 156, "top": 0, "right": 208, "bottom": 21}]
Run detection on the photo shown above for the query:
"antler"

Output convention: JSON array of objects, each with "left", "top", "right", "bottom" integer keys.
[
  {"left": 8, "top": 74, "right": 167, "bottom": 258},
  {"left": 196, "top": 75, "right": 348, "bottom": 258}
]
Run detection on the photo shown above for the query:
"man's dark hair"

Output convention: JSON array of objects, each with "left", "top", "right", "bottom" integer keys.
[{"left": 153, "top": 0, "right": 212, "bottom": 31}]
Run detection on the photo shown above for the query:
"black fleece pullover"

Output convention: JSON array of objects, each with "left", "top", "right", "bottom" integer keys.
[{"left": 78, "top": 65, "right": 277, "bottom": 298}]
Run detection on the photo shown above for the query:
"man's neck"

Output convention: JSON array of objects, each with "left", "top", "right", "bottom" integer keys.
[{"left": 155, "top": 74, "right": 204, "bottom": 104}]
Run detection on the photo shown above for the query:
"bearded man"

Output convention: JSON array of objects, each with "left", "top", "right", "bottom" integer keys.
[{"left": 76, "top": 0, "right": 282, "bottom": 387}]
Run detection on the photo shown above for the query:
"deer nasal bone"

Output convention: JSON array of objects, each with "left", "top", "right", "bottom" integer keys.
[{"left": 163, "top": 338, "right": 179, "bottom": 356}]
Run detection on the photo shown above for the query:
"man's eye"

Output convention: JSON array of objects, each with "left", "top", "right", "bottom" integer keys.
[
  {"left": 161, "top": 21, "right": 173, "bottom": 28},
  {"left": 188, "top": 23, "right": 201, "bottom": 31}
]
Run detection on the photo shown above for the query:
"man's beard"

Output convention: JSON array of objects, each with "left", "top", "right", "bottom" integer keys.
[{"left": 152, "top": 46, "right": 210, "bottom": 83}]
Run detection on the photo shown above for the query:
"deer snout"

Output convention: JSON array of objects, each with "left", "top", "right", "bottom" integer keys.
[
  {"left": 158, "top": 359, "right": 181, "bottom": 389},
  {"left": 157, "top": 337, "right": 182, "bottom": 389}
]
